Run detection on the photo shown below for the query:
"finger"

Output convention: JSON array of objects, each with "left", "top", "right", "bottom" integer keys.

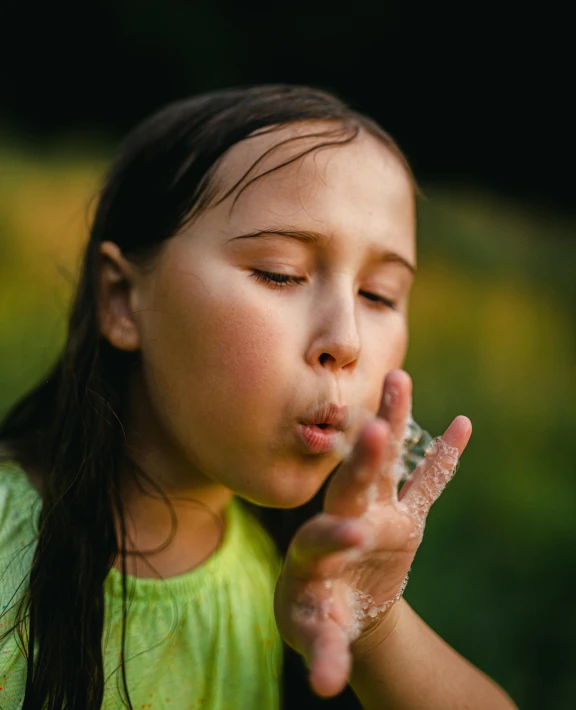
[
  {"left": 323, "top": 418, "right": 390, "bottom": 517},
  {"left": 378, "top": 369, "right": 413, "bottom": 448},
  {"left": 307, "top": 623, "right": 352, "bottom": 698},
  {"left": 398, "top": 416, "right": 472, "bottom": 524},
  {"left": 288, "top": 513, "right": 374, "bottom": 576},
  {"left": 373, "top": 369, "right": 414, "bottom": 503}
]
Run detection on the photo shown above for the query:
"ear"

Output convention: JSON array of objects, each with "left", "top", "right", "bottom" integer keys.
[{"left": 97, "top": 241, "right": 141, "bottom": 352}]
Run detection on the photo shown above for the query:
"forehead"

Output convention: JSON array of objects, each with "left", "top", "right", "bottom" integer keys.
[
  {"left": 199, "top": 121, "right": 415, "bottom": 260},
  {"left": 213, "top": 120, "right": 412, "bottom": 204}
]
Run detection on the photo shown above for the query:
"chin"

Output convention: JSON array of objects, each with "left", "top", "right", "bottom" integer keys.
[{"left": 239, "top": 462, "right": 335, "bottom": 510}]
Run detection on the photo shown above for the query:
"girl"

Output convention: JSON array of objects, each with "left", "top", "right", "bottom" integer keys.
[{"left": 0, "top": 85, "right": 518, "bottom": 709}]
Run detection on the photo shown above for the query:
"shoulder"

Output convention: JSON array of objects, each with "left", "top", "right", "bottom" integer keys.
[
  {"left": 0, "top": 457, "right": 40, "bottom": 650},
  {"left": 0, "top": 445, "right": 44, "bottom": 493},
  {"left": 0, "top": 455, "right": 42, "bottom": 550}
]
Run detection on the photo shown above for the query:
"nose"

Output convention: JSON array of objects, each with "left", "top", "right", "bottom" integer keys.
[{"left": 306, "top": 279, "right": 361, "bottom": 372}]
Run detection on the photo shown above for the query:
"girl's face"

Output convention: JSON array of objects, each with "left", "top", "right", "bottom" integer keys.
[{"left": 103, "top": 122, "right": 416, "bottom": 509}]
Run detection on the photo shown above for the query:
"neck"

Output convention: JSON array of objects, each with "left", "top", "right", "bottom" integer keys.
[
  {"left": 113, "top": 456, "right": 233, "bottom": 578},
  {"left": 112, "top": 371, "right": 233, "bottom": 578}
]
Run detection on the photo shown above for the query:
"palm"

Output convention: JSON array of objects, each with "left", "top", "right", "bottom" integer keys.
[{"left": 274, "top": 369, "right": 472, "bottom": 698}]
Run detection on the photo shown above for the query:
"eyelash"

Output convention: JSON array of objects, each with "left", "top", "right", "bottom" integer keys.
[{"left": 250, "top": 270, "right": 397, "bottom": 310}]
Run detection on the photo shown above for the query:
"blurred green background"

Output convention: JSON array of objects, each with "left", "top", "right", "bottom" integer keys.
[
  {"left": 1, "top": 139, "right": 574, "bottom": 709},
  {"left": 0, "top": 13, "right": 575, "bottom": 709}
]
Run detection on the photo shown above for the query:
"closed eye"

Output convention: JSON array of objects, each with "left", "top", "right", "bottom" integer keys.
[{"left": 250, "top": 270, "right": 397, "bottom": 310}]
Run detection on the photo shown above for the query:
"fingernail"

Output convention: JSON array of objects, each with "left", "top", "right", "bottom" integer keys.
[
  {"left": 384, "top": 384, "right": 399, "bottom": 407},
  {"left": 355, "top": 465, "right": 371, "bottom": 482},
  {"left": 338, "top": 520, "right": 359, "bottom": 536}
]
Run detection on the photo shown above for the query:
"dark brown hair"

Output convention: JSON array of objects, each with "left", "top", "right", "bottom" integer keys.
[{"left": 0, "top": 84, "right": 415, "bottom": 709}]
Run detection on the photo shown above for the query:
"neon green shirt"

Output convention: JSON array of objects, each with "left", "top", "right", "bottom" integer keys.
[{"left": 0, "top": 460, "right": 284, "bottom": 709}]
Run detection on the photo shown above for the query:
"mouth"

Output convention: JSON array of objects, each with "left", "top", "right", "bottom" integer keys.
[
  {"left": 301, "top": 403, "right": 349, "bottom": 432},
  {"left": 298, "top": 422, "right": 342, "bottom": 454}
]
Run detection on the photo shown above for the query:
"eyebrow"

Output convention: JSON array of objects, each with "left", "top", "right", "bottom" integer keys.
[{"left": 229, "top": 229, "right": 416, "bottom": 274}]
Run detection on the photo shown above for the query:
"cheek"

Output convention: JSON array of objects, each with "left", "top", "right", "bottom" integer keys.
[
  {"left": 205, "top": 303, "right": 283, "bottom": 397},
  {"left": 142, "top": 265, "right": 290, "bottom": 412},
  {"left": 393, "top": 324, "right": 409, "bottom": 367},
  {"left": 363, "top": 320, "right": 409, "bottom": 412}
]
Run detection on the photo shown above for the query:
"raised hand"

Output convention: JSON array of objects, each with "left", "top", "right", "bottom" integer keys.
[{"left": 274, "top": 369, "right": 472, "bottom": 698}]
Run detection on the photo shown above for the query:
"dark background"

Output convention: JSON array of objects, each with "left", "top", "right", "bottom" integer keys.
[
  {"left": 1, "top": 8, "right": 574, "bottom": 710},
  {"left": 0, "top": 8, "right": 573, "bottom": 215}
]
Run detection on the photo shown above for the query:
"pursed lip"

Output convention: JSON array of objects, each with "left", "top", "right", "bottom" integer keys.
[{"left": 300, "top": 403, "right": 349, "bottom": 432}]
